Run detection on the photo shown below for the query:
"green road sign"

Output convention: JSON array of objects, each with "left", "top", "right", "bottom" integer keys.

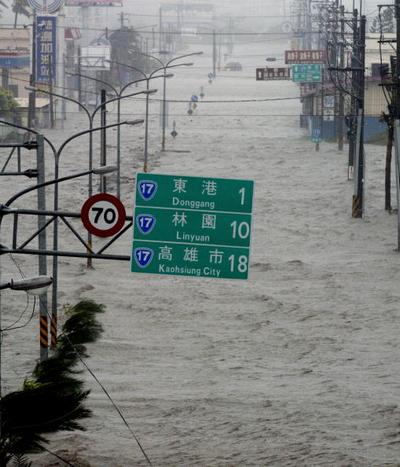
[
  {"left": 132, "top": 241, "right": 251, "bottom": 280},
  {"left": 132, "top": 173, "right": 254, "bottom": 280},
  {"left": 292, "top": 64, "right": 322, "bottom": 83},
  {"left": 135, "top": 173, "right": 253, "bottom": 213}
]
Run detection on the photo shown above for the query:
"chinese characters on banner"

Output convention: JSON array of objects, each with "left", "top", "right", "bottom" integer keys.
[
  {"left": 285, "top": 50, "right": 327, "bottom": 64},
  {"left": 256, "top": 67, "right": 291, "bottom": 81},
  {"left": 36, "top": 15, "right": 57, "bottom": 84},
  {"left": 132, "top": 173, "right": 254, "bottom": 280}
]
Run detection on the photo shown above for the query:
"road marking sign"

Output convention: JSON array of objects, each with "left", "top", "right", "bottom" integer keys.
[
  {"left": 138, "top": 180, "right": 158, "bottom": 201},
  {"left": 136, "top": 214, "right": 156, "bottom": 235},
  {"left": 81, "top": 193, "right": 126, "bottom": 238},
  {"left": 131, "top": 173, "right": 254, "bottom": 280},
  {"left": 134, "top": 247, "right": 154, "bottom": 268}
]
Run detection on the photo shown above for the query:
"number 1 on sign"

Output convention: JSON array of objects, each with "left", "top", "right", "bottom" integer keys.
[{"left": 239, "top": 187, "right": 245, "bottom": 205}]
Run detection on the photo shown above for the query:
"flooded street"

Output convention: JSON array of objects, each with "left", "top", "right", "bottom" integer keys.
[{"left": 2, "top": 39, "right": 400, "bottom": 466}]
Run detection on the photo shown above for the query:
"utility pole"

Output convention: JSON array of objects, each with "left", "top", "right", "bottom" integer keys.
[
  {"left": 28, "top": 14, "right": 37, "bottom": 128},
  {"left": 338, "top": 4, "right": 345, "bottom": 151},
  {"left": 49, "top": 53, "right": 55, "bottom": 129},
  {"left": 394, "top": 0, "right": 400, "bottom": 249},
  {"left": 100, "top": 89, "right": 107, "bottom": 192},
  {"left": 159, "top": 7, "right": 163, "bottom": 51},
  {"left": 78, "top": 46, "right": 82, "bottom": 109},
  {"left": 36, "top": 135, "right": 49, "bottom": 361},
  {"left": 348, "top": 9, "right": 359, "bottom": 180},
  {"left": 213, "top": 30, "right": 217, "bottom": 77},
  {"left": 352, "top": 14, "right": 366, "bottom": 218}
]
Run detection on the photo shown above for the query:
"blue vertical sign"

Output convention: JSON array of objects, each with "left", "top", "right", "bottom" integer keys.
[{"left": 36, "top": 15, "right": 57, "bottom": 84}]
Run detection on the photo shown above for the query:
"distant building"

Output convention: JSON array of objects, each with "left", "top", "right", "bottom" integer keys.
[{"left": 0, "top": 27, "right": 30, "bottom": 98}]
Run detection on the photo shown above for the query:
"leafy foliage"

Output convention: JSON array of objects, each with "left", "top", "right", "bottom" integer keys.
[
  {"left": 0, "top": 1, "right": 30, "bottom": 19},
  {"left": 370, "top": 7, "right": 394, "bottom": 33},
  {"left": 0, "top": 87, "right": 19, "bottom": 116},
  {"left": 0, "top": 300, "right": 105, "bottom": 466},
  {"left": 12, "top": 0, "right": 30, "bottom": 18},
  {"left": 0, "top": 0, "right": 8, "bottom": 15}
]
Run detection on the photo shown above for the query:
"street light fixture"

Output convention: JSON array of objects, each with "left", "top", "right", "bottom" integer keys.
[
  {"left": 76, "top": 66, "right": 171, "bottom": 173},
  {"left": 0, "top": 275, "right": 53, "bottom": 292},
  {"left": 92, "top": 165, "right": 118, "bottom": 175},
  {"left": 0, "top": 273, "right": 53, "bottom": 440},
  {"left": 0, "top": 119, "right": 124, "bottom": 358},
  {"left": 105, "top": 59, "right": 180, "bottom": 170},
  {"left": 135, "top": 51, "right": 203, "bottom": 151},
  {"left": 26, "top": 85, "right": 153, "bottom": 200}
]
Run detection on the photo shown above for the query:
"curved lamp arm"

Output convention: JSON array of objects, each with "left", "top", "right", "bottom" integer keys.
[
  {"left": 105, "top": 59, "right": 147, "bottom": 80},
  {"left": 25, "top": 86, "right": 92, "bottom": 123},
  {"left": 136, "top": 51, "right": 164, "bottom": 68},
  {"left": 66, "top": 71, "right": 118, "bottom": 96},
  {"left": 167, "top": 51, "right": 203, "bottom": 67},
  {"left": 3, "top": 122, "right": 131, "bottom": 208},
  {"left": 92, "top": 89, "right": 157, "bottom": 119},
  {"left": 0, "top": 119, "right": 57, "bottom": 156}
]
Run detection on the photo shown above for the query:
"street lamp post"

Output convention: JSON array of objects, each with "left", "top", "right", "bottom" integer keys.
[
  {"left": 67, "top": 71, "right": 162, "bottom": 180},
  {"left": 26, "top": 85, "right": 150, "bottom": 199},
  {"left": 0, "top": 119, "right": 131, "bottom": 351},
  {"left": 138, "top": 51, "right": 203, "bottom": 151},
  {"left": 104, "top": 60, "right": 176, "bottom": 171},
  {"left": 0, "top": 273, "right": 53, "bottom": 441},
  {"left": 26, "top": 85, "right": 146, "bottom": 271},
  {"left": 0, "top": 164, "right": 116, "bottom": 442}
]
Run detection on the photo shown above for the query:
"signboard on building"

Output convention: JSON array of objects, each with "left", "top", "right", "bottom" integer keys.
[
  {"left": 285, "top": 50, "right": 326, "bottom": 64},
  {"left": 0, "top": 50, "right": 30, "bottom": 69},
  {"left": 131, "top": 173, "right": 254, "bottom": 280},
  {"left": 323, "top": 95, "right": 335, "bottom": 121},
  {"left": 299, "top": 83, "right": 317, "bottom": 97},
  {"left": 35, "top": 15, "right": 57, "bottom": 84},
  {"left": 292, "top": 64, "right": 322, "bottom": 83},
  {"left": 256, "top": 67, "right": 291, "bottom": 81}
]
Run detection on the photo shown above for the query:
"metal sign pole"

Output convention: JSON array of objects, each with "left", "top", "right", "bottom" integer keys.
[
  {"left": 394, "top": 120, "right": 400, "bottom": 251},
  {"left": 36, "top": 135, "right": 49, "bottom": 360}
]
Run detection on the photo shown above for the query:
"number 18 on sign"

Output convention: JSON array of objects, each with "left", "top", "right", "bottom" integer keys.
[{"left": 131, "top": 173, "right": 254, "bottom": 280}]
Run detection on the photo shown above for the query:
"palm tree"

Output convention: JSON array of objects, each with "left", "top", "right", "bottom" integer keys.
[
  {"left": 13, "top": 0, "right": 31, "bottom": 28},
  {"left": 0, "top": 1, "right": 8, "bottom": 16},
  {"left": 0, "top": 300, "right": 106, "bottom": 466}
]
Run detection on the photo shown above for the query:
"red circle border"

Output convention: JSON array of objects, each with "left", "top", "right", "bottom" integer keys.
[{"left": 81, "top": 193, "right": 126, "bottom": 238}]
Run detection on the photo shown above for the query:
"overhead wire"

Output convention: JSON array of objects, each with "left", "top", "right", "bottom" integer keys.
[
  {"left": 49, "top": 312, "right": 153, "bottom": 467},
  {"left": 1, "top": 294, "right": 32, "bottom": 332}
]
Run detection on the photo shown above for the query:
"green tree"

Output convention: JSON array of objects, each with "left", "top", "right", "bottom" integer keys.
[
  {"left": 370, "top": 7, "right": 394, "bottom": 33},
  {"left": 0, "top": 87, "right": 19, "bottom": 116},
  {"left": 0, "top": 300, "right": 106, "bottom": 466},
  {"left": 0, "top": 1, "right": 8, "bottom": 16},
  {"left": 13, "top": 0, "right": 31, "bottom": 28}
]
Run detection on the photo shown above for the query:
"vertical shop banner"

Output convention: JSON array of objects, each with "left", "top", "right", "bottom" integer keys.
[{"left": 36, "top": 15, "right": 57, "bottom": 84}]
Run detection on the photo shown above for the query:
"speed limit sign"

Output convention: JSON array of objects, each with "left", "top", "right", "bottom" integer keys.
[{"left": 81, "top": 193, "right": 126, "bottom": 238}]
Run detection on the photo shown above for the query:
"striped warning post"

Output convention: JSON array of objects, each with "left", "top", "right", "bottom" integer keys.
[
  {"left": 50, "top": 315, "right": 57, "bottom": 348},
  {"left": 352, "top": 195, "right": 362, "bottom": 218},
  {"left": 40, "top": 315, "right": 48, "bottom": 349}
]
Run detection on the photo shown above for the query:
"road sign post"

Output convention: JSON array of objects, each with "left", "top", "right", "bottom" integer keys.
[{"left": 131, "top": 173, "right": 254, "bottom": 280}]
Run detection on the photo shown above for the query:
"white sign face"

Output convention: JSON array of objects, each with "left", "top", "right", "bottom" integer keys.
[
  {"left": 81, "top": 193, "right": 126, "bottom": 238},
  {"left": 87, "top": 200, "right": 119, "bottom": 231},
  {"left": 27, "top": 0, "right": 65, "bottom": 13},
  {"left": 323, "top": 109, "right": 334, "bottom": 122}
]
